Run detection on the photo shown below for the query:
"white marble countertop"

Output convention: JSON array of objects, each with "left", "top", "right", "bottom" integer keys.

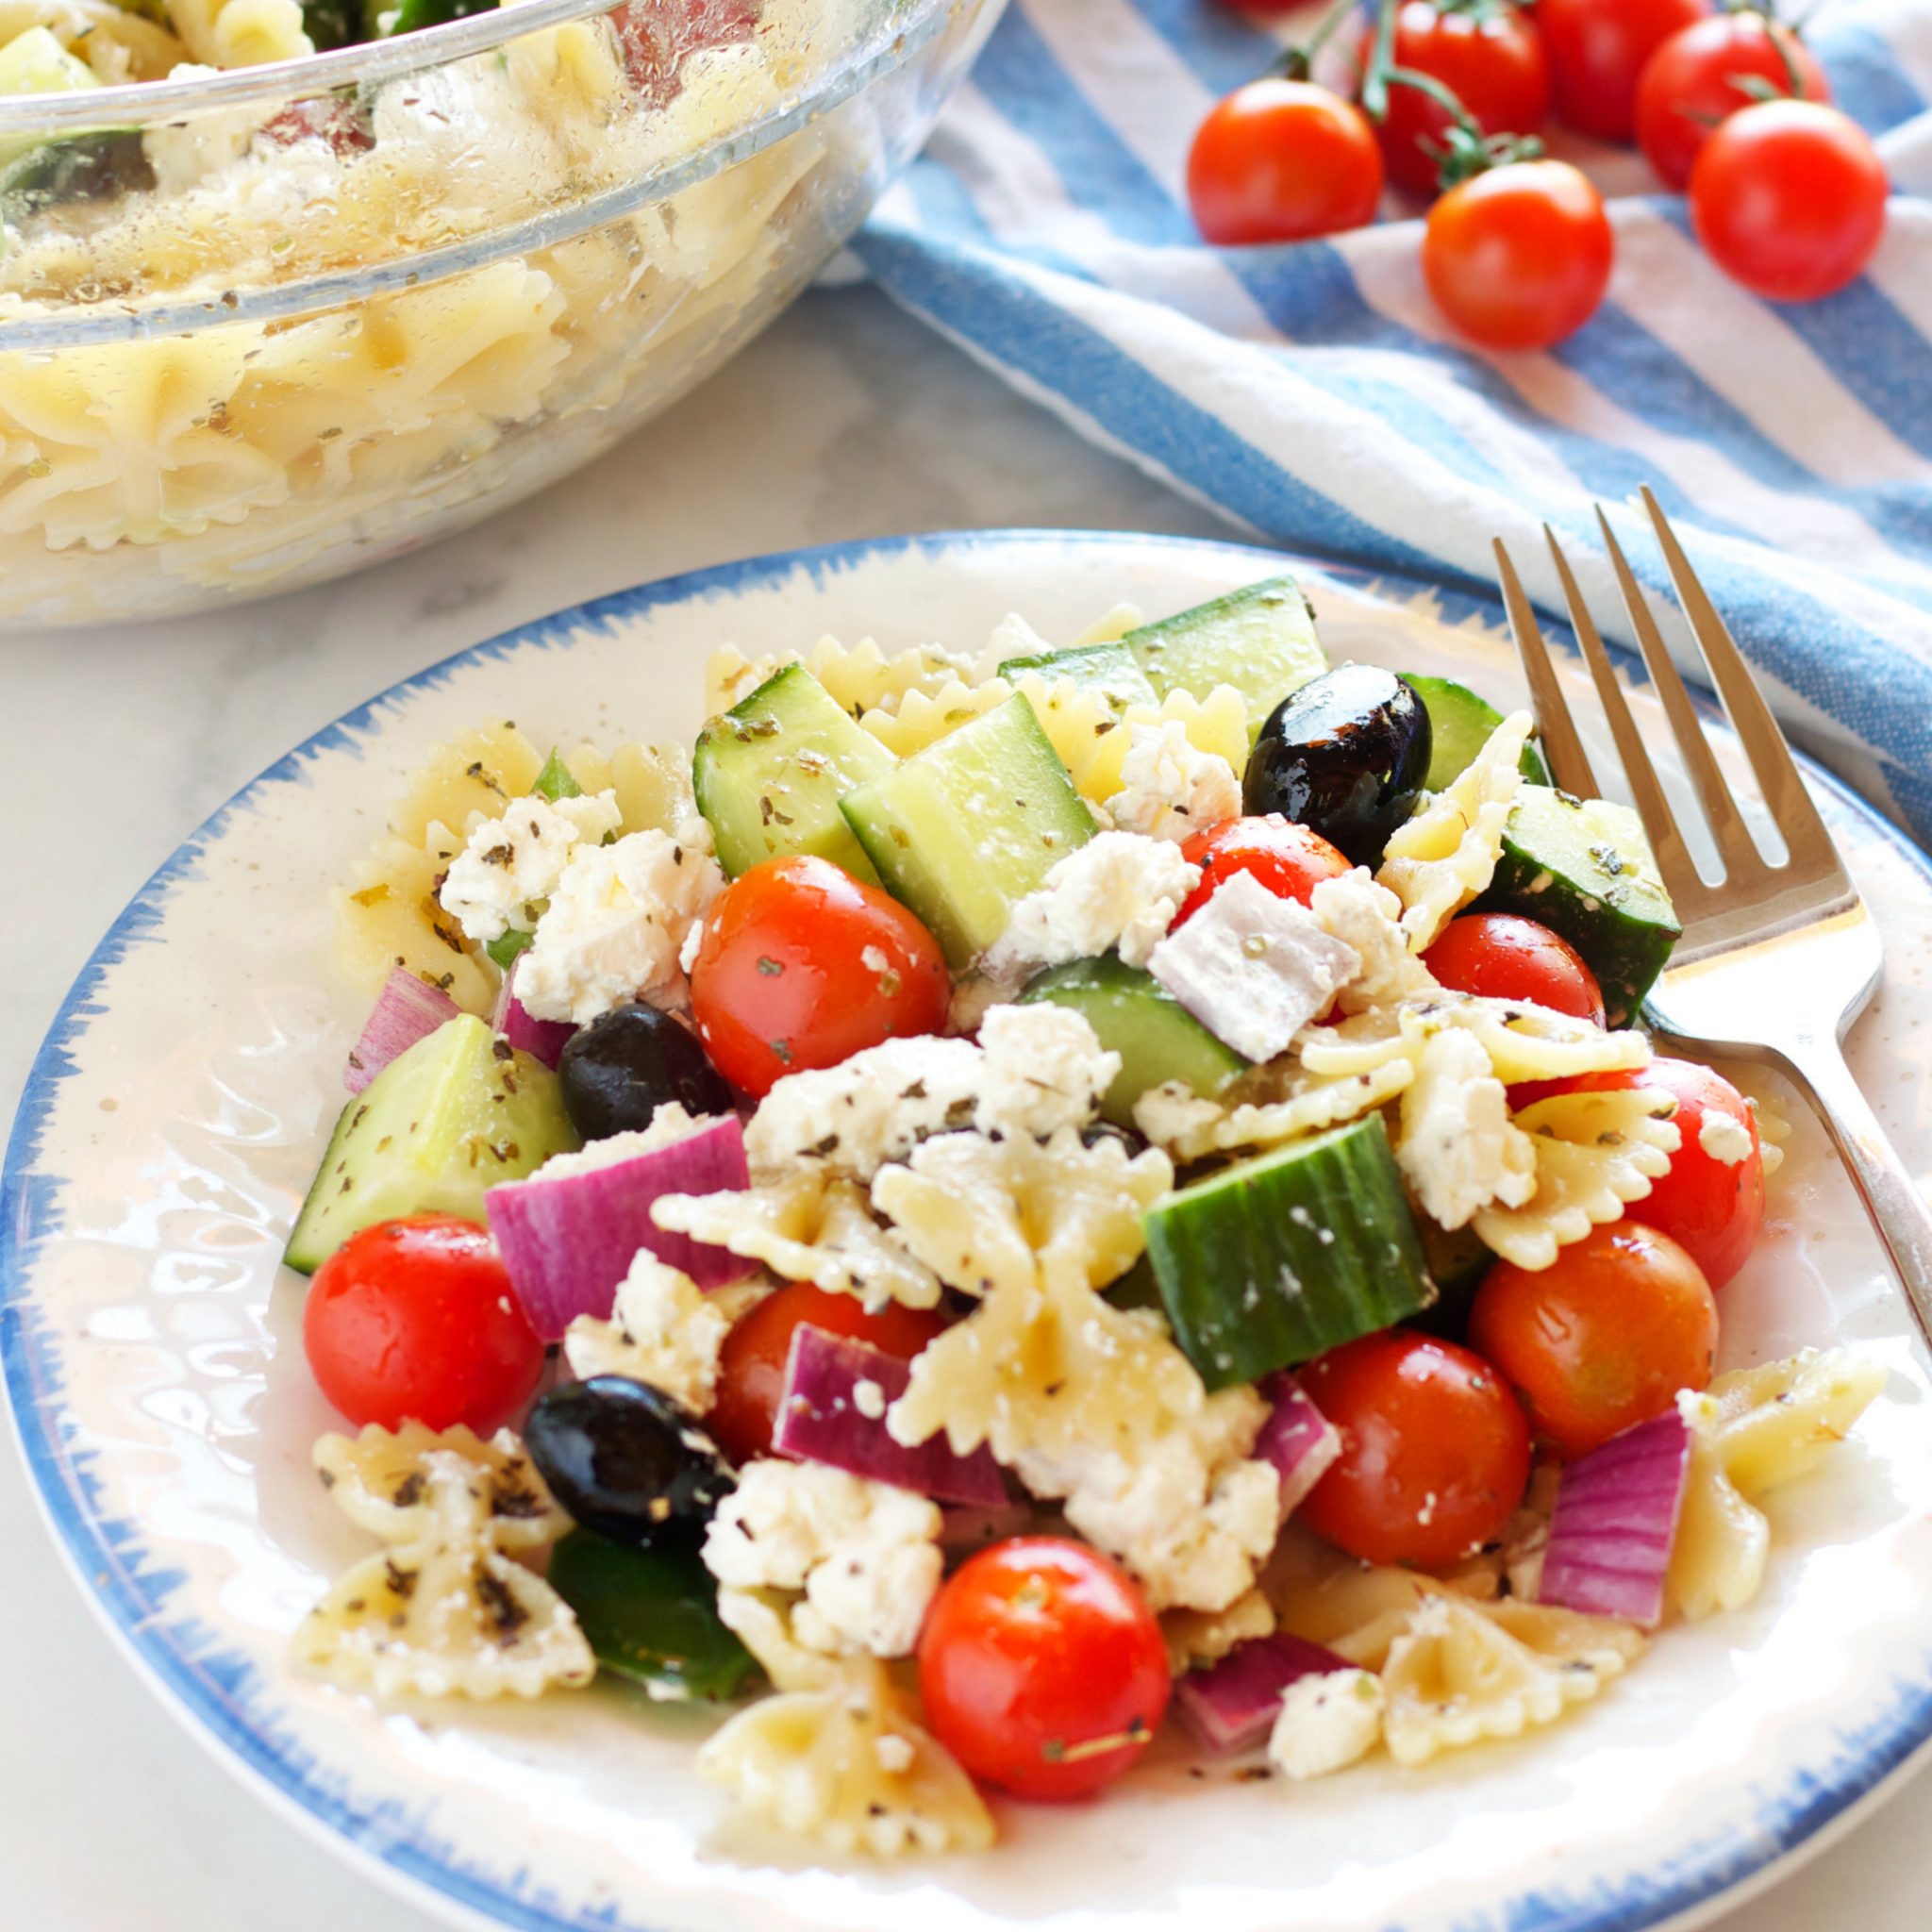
[{"left": 3, "top": 283, "right": 1925, "bottom": 1932}]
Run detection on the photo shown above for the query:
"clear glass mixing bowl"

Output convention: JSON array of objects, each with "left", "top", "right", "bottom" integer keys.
[{"left": 0, "top": 0, "right": 1001, "bottom": 625}]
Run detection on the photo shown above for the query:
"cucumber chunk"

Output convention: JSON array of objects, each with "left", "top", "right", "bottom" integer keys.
[
  {"left": 1401, "top": 674, "right": 1549, "bottom": 789},
  {"left": 840, "top": 694, "right": 1095, "bottom": 967},
  {"left": 998, "top": 640, "right": 1158, "bottom": 712},
  {"left": 285, "top": 1014, "right": 578, "bottom": 1274},
  {"left": 1017, "top": 953, "right": 1247, "bottom": 1126},
  {"left": 692, "top": 664, "right": 894, "bottom": 885},
  {"left": 1475, "top": 785, "right": 1681, "bottom": 1025},
  {"left": 1142, "top": 1114, "right": 1437, "bottom": 1391},
  {"left": 1124, "top": 578, "right": 1327, "bottom": 728}
]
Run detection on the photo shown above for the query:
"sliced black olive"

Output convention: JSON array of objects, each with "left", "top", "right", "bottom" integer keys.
[
  {"left": 1242, "top": 665, "right": 1432, "bottom": 866},
  {"left": 558, "top": 1004, "right": 734, "bottom": 1141},
  {"left": 525, "top": 1376, "right": 735, "bottom": 1549}
]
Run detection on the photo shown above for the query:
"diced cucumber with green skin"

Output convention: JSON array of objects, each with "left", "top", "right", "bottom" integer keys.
[
  {"left": 1017, "top": 953, "right": 1246, "bottom": 1127},
  {"left": 486, "top": 927, "right": 534, "bottom": 971},
  {"left": 1142, "top": 1113, "right": 1437, "bottom": 1391},
  {"left": 840, "top": 694, "right": 1095, "bottom": 968},
  {"left": 532, "top": 747, "right": 582, "bottom": 802},
  {"left": 284, "top": 1015, "right": 578, "bottom": 1274},
  {"left": 693, "top": 664, "right": 892, "bottom": 885},
  {"left": 1475, "top": 784, "right": 1681, "bottom": 1026},
  {"left": 1124, "top": 578, "right": 1327, "bottom": 729},
  {"left": 998, "top": 641, "right": 1158, "bottom": 713},
  {"left": 546, "top": 1532, "right": 757, "bottom": 1702},
  {"left": 1401, "top": 675, "right": 1550, "bottom": 789}
]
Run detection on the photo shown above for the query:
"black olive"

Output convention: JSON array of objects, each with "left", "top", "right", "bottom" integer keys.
[
  {"left": 525, "top": 1376, "right": 735, "bottom": 1549},
  {"left": 558, "top": 1005, "right": 734, "bottom": 1141},
  {"left": 1242, "top": 665, "right": 1432, "bottom": 866},
  {"left": 1081, "top": 1120, "right": 1149, "bottom": 1157}
]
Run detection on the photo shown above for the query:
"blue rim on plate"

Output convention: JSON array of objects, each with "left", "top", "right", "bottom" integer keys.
[{"left": 4, "top": 528, "right": 1931, "bottom": 1932}]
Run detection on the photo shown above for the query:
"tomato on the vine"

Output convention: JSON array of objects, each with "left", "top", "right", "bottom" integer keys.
[
  {"left": 303, "top": 1216, "right": 545, "bottom": 1433},
  {"left": 1635, "top": 10, "right": 1828, "bottom": 190},
  {"left": 1362, "top": 0, "right": 1551, "bottom": 196},
  {"left": 918, "top": 1536, "right": 1171, "bottom": 1801},
  {"left": 1690, "top": 100, "right": 1889, "bottom": 303},
  {"left": 1470, "top": 1221, "right": 1718, "bottom": 1457},
  {"left": 1422, "top": 159, "right": 1612, "bottom": 350},
  {"left": 1298, "top": 1330, "right": 1531, "bottom": 1566},
  {"left": 1174, "top": 815, "right": 1352, "bottom": 926},
  {"left": 1537, "top": 0, "right": 1708, "bottom": 142},
  {"left": 1187, "top": 78, "right": 1384, "bottom": 246},
  {"left": 1423, "top": 912, "right": 1606, "bottom": 1024},
  {"left": 706, "top": 1282, "right": 948, "bottom": 1465},
  {"left": 689, "top": 854, "right": 950, "bottom": 1098}
]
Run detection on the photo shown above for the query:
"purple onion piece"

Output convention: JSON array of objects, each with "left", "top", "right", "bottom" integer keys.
[
  {"left": 1174, "top": 1634, "right": 1358, "bottom": 1755},
  {"left": 1256, "top": 1371, "right": 1342, "bottom": 1519},
  {"left": 491, "top": 956, "right": 575, "bottom": 1071},
  {"left": 343, "top": 967, "right": 461, "bottom": 1094}
]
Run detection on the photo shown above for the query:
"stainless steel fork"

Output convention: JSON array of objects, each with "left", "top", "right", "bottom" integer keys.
[{"left": 1493, "top": 486, "right": 1932, "bottom": 1348}]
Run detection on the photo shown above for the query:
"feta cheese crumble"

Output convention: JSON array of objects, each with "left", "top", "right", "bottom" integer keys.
[
  {"left": 1395, "top": 1027, "right": 1539, "bottom": 1230},
  {"left": 532, "top": 1103, "right": 722, "bottom": 1179},
  {"left": 1307, "top": 868, "right": 1439, "bottom": 1014},
  {"left": 980, "top": 831, "right": 1202, "bottom": 979},
  {"left": 438, "top": 791, "right": 623, "bottom": 944},
  {"left": 563, "top": 1253, "right": 730, "bottom": 1414},
  {"left": 1267, "top": 1669, "right": 1385, "bottom": 1780},
  {"left": 974, "top": 1004, "right": 1120, "bottom": 1141},
  {"left": 1104, "top": 719, "right": 1241, "bottom": 844},
  {"left": 1699, "top": 1109, "right": 1754, "bottom": 1165}
]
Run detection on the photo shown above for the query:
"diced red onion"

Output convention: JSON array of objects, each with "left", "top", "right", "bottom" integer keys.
[
  {"left": 773, "top": 1324, "right": 1008, "bottom": 1507},
  {"left": 1256, "top": 1371, "right": 1342, "bottom": 1519},
  {"left": 491, "top": 956, "right": 575, "bottom": 1071},
  {"left": 1537, "top": 1408, "right": 1693, "bottom": 1628},
  {"left": 485, "top": 1113, "right": 752, "bottom": 1339},
  {"left": 343, "top": 967, "right": 460, "bottom": 1094},
  {"left": 1174, "top": 1634, "right": 1357, "bottom": 1755}
]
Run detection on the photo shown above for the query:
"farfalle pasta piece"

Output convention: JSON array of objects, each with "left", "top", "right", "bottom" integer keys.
[
  {"left": 165, "top": 0, "right": 309, "bottom": 64},
  {"left": 1396, "top": 1027, "right": 1538, "bottom": 1231},
  {"left": 1669, "top": 1349, "right": 1886, "bottom": 1621},
  {"left": 1079, "top": 686, "right": 1250, "bottom": 805},
  {"left": 1300, "top": 992, "right": 1651, "bottom": 1090},
  {"left": 1376, "top": 712, "right": 1533, "bottom": 947},
  {"left": 858, "top": 678, "right": 1012, "bottom": 758},
  {"left": 698, "top": 1592, "right": 995, "bottom": 1857},
  {"left": 1164, "top": 1589, "right": 1277, "bottom": 1673},
  {"left": 1133, "top": 1061, "right": 1414, "bottom": 1162},
  {"left": 703, "top": 636, "right": 978, "bottom": 721},
  {"left": 561, "top": 740, "right": 695, "bottom": 839},
  {"left": 1473, "top": 1087, "right": 1681, "bottom": 1270}
]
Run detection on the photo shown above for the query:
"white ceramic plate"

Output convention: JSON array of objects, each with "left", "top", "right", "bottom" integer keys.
[{"left": 7, "top": 530, "right": 1932, "bottom": 1932}]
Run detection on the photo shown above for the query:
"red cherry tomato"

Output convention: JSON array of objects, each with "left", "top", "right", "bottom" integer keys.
[
  {"left": 1362, "top": 0, "right": 1551, "bottom": 196},
  {"left": 689, "top": 855, "right": 950, "bottom": 1099},
  {"left": 1690, "top": 100, "right": 1889, "bottom": 303},
  {"left": 707, "top": 1282, "right": 948, "bottom": 1465},
  {"left": 1422, "top": 912, "right": 1606, "bottom": 1024},
  {"left": 1538, "top": 0, "right": 1709, "bottom": 142},
  {"left": 1298, "top": 1331, "right": 1531, "bottom": 1567},
  {"left": 1174, "top": 814, "right": 1353, "bottom": 927},
  {"left": 612, "top": 0, "right": 758, "bottom": 103},
  {"left": 1469, "top": 1221, "right": 1718, "bottom": 1457},
  {"left": 918, "top": 1536, "right": 1171, "bottom": 1801},
  {"left": 1423, "top": 159, "right": 1613, "bottom": 351},
  {"left": 1187, "top": 78, "right": 1385, "bottom": 246},
  {"left": 1635, "top": 11, "right": 1828, "bottom": 190},
  {"left": 303, "top": 1216, "right": 544, "bottom": 1433}
]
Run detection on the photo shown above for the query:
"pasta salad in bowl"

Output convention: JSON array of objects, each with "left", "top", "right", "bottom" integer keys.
[{"left": 285, "top": 569, "right": 1888, "bottom": 1858}]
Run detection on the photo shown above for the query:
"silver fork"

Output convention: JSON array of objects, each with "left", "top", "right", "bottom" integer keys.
[{"left": 1493, "top": 486, "right": 1932, "bottom": 1348}]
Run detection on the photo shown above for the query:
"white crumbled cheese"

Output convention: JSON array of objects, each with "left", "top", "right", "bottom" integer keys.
[
  {"left": 977, "top": 609, "right": 1058, "bottom": 679},
  {"left": 1394, "top": 1028, "right": 1539, "bottom": 1230},
  {"left": 532, "top": 1104, "right": 723, "bottom": 1180},
  {"left": 974, "top": 1004, "right": 1119, "bottom": 1141},
  {"left": 1146, "top": 871, "right": 1361, "bottom": 1063},
  {"left": 678, "top": 916, "right": 706, "bottom": 977},
  {"left": 1104, "top": 719, "right": 1242, "bottom": 845},
  {"left": 981, "top": 831, "right": 1203, "bottom": 979},
  {"left": 873, "top": 1732, "right": 916, "bottom": 1775},
  {"left": 704, "top": 1461, "right": 942, "bottom": 1658},
  {"left": 945, "top": 974, "right": 1008, "bottom": 1038},
  {"left": 852, "top": 1377, "right": 888, "bottom": 1422},
  {"left": 742, "top": 1035, "right": 983, "bottom": 1182},
  {"left": 1132, "top": 1079, "right": 1228, "bottom": 1151},
  {"left": 1307, "top": 868, "right": 1439, "bottom": 1014},
  {"left": 563, "top": 1254, "right": 729, "bottom": 1414},
  {"left": 1267, "top": 1670, "right": 1385, "bottom": 1780},
  {"left": 1699, "top": 1109, "right": 1754, "bottom": 1165},
  {"left": 518, "top": 817, "right": 724, "bottom": 1024},
  {"left": 438, "top": 791, "right": 624, "bottom": 944}
]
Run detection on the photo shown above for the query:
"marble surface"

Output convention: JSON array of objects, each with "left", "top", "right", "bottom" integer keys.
[{"left": 2, "top": 282, "right": 1925, "bottom": 1932}]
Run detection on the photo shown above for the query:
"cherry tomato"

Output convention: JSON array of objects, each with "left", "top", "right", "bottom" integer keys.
[
  {"left": 1423, "top": 912, "right": 1606, "bottom": 1024},
  {"left": 1422, "top": 159, "right": 1613, "bottom": 351},
  {"left": 1187, "top": 78, "right": 1384, "bottom": 247},
  {"left": 690, "top": 855, "right": 950, "bottom": 1099},
  {"left": 1362, "top": 0, "right": 1551, "bottom": 196},
  {"left": 1538, "top": 0, "right": 1708, "bottom": 142},
  {"left": 1469, "top": 1221, "right": 1718, "bottom": 1457},
  {"left": 707, "top": 1282, "right": 948, "bottom": 1465},
  {"left": 1635, "top": 11, "right": 1828, "bottom": 190},
  {"left": 612, "top": 0, "right": 758, "bottom": 104},
  {"left": 1298, "top": 1330, "right": 1531, "bottom": 1567},
  {"left": 1174, "top": 814, "right": 1353, "bottom": 927},
  {"left": 303, "top": 1216, "right": 544, "bottom": 1433},
  {"left": 918, "top": 1536, "right": 1170, "bottom": 1801},
  {"left": 1690, "top": 100, "right": 1889, "bottom": 304}
]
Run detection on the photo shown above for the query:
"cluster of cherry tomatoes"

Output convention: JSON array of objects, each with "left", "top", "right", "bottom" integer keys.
[{"left": 1188, "top": 0, "right": 1890, "bottom": 350}]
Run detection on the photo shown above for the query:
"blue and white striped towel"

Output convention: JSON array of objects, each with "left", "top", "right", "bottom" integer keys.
[{"left": 852, "top": 0, "right": 1932, "bottom": 843}]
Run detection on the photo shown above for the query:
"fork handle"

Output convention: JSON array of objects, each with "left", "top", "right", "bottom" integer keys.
[{"left": 1774, "top": 1039, "right": 1932, "bottom": 1352}]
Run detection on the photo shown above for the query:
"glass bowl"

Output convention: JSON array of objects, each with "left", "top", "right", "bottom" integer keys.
[{"left": 0, "top": 0, "right": 1002, "bottom": 626}]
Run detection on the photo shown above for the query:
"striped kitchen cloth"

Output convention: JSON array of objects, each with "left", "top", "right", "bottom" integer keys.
[{"left": 852, "top": 0, "right": 1932, "bottom": 843}]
